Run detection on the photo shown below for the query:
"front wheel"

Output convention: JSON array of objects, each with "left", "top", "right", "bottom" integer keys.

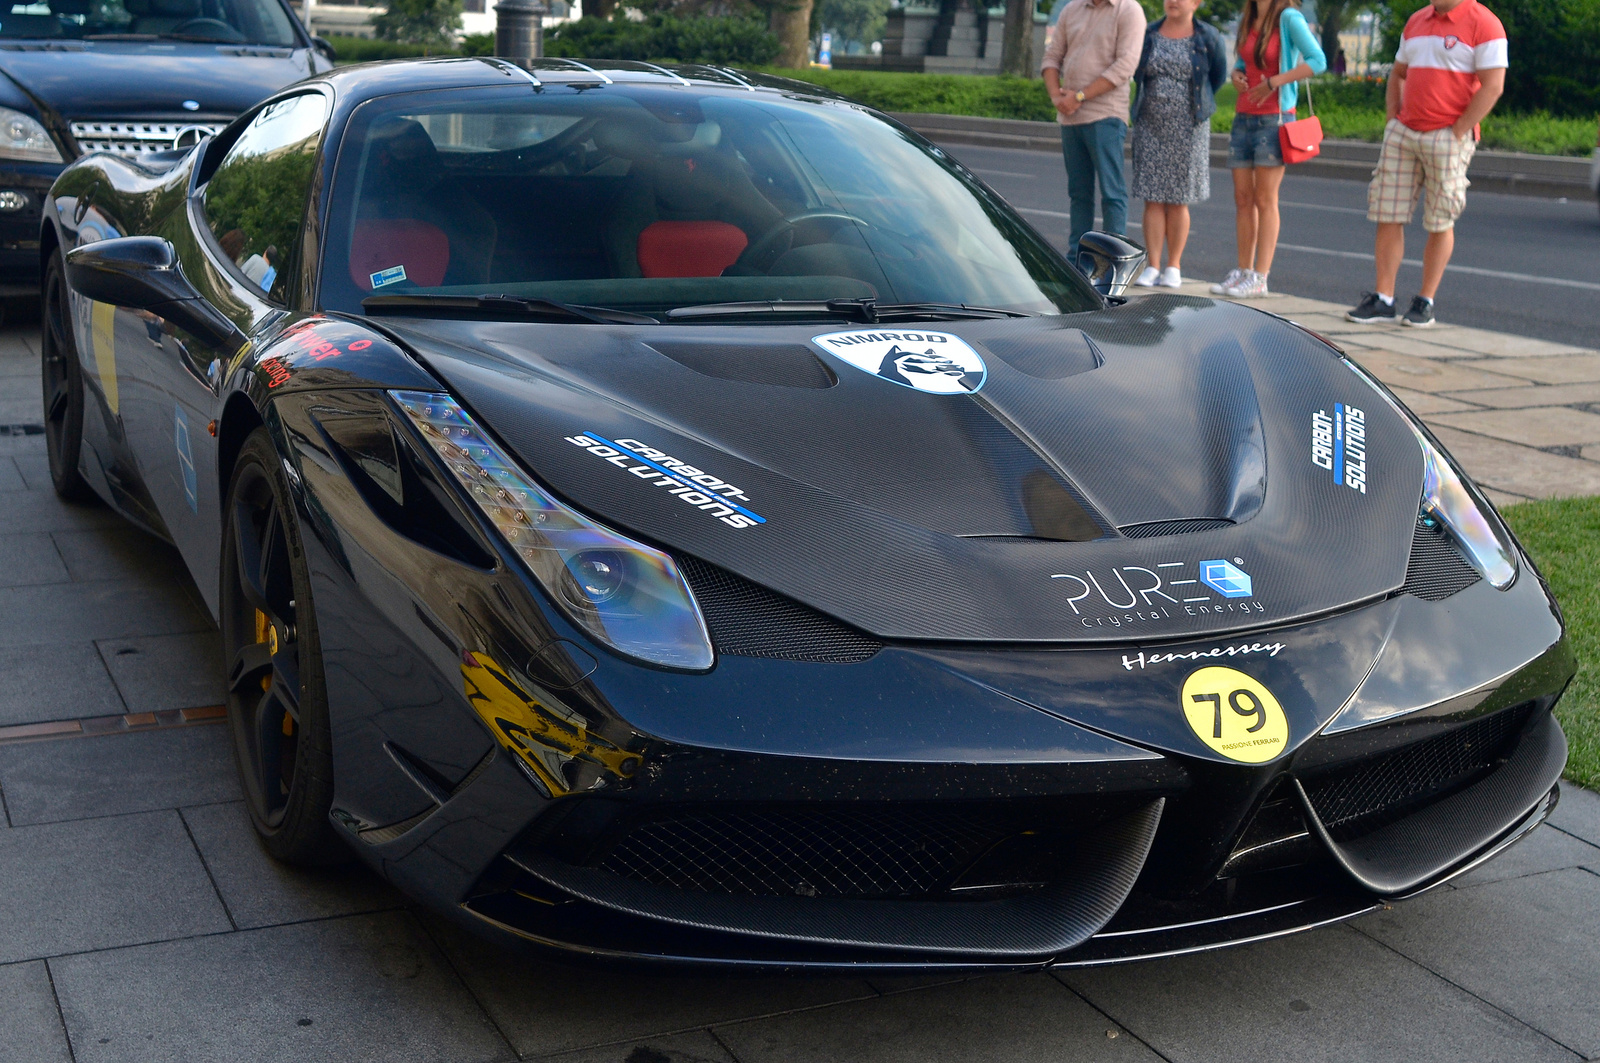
[
  {"left": 40, "top": 251, "right": 92, "bottom": 502},
  {"left": 221, "top": 427, "right": 344, "bottom": 864}
]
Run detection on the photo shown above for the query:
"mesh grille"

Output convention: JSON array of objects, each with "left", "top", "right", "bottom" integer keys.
[
  {"left": 1302, "top": 703, "right": 1533, "bottom": 839},
  {"left": 1401, "top": 518, "right": 1481, "bottom": 601},
  {"left": 678, "top": 556, "right": 882, "bottom": 663},
  {"left": 1120, "top": 518, "right": 1234, "bottom": 539},
  {"left": 597, "top": 806, "right": 1013, "bottom": 897},
  {"left": 70, "top": 119, "right": 226, "bottom": 156}
]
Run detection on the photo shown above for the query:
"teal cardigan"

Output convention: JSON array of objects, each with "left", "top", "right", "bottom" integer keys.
[{"left": 1235, "top": 7, "right": 1327, "bottom": 113}]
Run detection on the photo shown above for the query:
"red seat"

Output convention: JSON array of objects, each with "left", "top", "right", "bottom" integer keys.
[
  {"left": 350, "top": 219, "right": 451, "bottom": 290},
  {"left": 636, "top": 220, "right": 748, "bottom": 279}
]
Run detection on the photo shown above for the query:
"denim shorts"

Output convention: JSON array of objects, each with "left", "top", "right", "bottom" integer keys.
[{"left": 1228, "top": 111, "right": 1295, "bottom": 168}]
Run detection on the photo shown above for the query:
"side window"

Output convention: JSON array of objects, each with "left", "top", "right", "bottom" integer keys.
[{"left": 203, "top": 92, "right": 329, "bottom": 304}]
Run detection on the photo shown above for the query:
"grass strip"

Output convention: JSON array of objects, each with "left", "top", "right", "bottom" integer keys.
[{"left": 1502, "top": 496, "right": 1600, "bottom": 789}]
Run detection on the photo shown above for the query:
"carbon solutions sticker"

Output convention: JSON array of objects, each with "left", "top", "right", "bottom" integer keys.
[{"left": 1180, "top": 666, "right": 1288, "bottom": 762}]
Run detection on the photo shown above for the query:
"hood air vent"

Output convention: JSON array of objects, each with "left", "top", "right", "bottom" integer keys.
[
  {"left": 677, "top": 555, "right": 881, "bottom": 663},
  {"left": 1400, "top": 518, "right": 1481, "bottom": 601},
  {"left": 647, "top": 342, "right": 837, "bottom": 389},
  {"left": 980, "top": 329, "right": 1102, "bottom": 380},
  {"left": 1119, "top": 518, "right": 1234, "bottom": 539}
]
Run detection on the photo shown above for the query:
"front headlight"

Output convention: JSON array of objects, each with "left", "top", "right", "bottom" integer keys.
[
  {"left": 0, "top": 106, "right": 63, "bottom": 163},
  {"left": 392, "top": 391, "right": 714, "bottom": 670},
  {"left": 1348, "top": 360, "right": 1516, "bottom": 589}
]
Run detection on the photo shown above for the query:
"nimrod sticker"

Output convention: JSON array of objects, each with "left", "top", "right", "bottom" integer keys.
[
  {"left": 811, "top": 329, "right": 987, "bottom": 394},
  {"left": 564, "top": 432, "right": 766, "bottom": 529}
]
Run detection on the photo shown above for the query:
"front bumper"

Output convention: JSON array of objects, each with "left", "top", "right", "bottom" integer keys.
[
  {"left": 271, "top": 386, "right": 1574, "bottom": 971},
  {"left": 0, "top": 161, "right": 60, "bottom": 294}
]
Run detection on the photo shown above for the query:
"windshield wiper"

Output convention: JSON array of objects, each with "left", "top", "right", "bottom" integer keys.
[
  {"left": 362, "top": 294, "right": 657, "bottom": 325},
  {"left": 85, "top": 32, "right": 251, "bottom": 42},
  {"left": 665, "top": 298, "right": 1030, "bottom": 322}
]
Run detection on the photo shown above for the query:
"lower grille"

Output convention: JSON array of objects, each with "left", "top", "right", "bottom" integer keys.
[
  {"left": 1302, "top": 703, "right": 1533, "bottom": 840},
  {"left": 678, "top": 556, "right": 882, "bottom": 663},
  {"left": 597, "top": 806, "right": 1011, "bottom": 898},
  {"left": 70, "top": 119, "right": 227, "bottom": 157},
  {"left": 1120, "top": 518, "right": 1234, "bottom": 539}
]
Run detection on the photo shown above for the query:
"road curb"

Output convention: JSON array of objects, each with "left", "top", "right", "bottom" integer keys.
[{"left": 888, "top": 111, "right": 1594, "bottom": 200}]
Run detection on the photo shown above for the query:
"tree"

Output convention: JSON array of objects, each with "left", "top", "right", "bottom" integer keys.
[
  {"left": 766, "top": 0, "right": 814, "bottom": 65},
  {"left": 999, "top": 0, "right": 1033, "bottom": 75},
  {"left": 371, "top": 0, "right": 462, "bottom": 46},
  {"left": 1312, "top": 0, "right": 1360, "bottom": 72}
]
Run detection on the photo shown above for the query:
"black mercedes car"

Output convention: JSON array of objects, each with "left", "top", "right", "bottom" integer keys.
[
  {"left": 0, "top": 0, "right": 332, "bottom": 296},
  {"left": 39, "top": 58, "right": 1572, "bottom": 971}
]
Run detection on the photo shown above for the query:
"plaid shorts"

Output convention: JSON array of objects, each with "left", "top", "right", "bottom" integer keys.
[{"left": 1366, "top": 119, "right": 1477, "bottom": 233}]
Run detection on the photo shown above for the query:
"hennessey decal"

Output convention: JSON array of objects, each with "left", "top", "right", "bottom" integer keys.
[
  {"left": 565, "top": 432, "right": 766, "bottom": 529},
  {"left": 1121, "top": 641, "right": 1285, "bottom": 671}
]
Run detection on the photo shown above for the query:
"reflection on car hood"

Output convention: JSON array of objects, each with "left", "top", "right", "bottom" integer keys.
[
  {"left": 393, "top": 296, "right": 1426, "bottom": 643},
  {"left": 0, "top": 43, "right": 312, "bottom": 123}
]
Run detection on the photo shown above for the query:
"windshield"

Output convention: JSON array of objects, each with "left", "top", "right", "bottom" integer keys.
[
  {"left": 1, "top": 0, "right": 297, "bottom": 44},
  {"left": 320, "top": 85, "right": 1099, "bottom": 318}
]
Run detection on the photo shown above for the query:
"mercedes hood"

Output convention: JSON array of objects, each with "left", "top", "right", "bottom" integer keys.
[{"left": 391, "top": 297, "right": 1428, "bottom": 644}]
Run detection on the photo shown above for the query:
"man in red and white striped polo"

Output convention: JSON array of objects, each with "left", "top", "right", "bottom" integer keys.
[{"left": 1345, "top": 0, "right": 1507, "bottom": 327}]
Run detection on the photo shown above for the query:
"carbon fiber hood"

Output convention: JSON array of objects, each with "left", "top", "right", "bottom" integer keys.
[{"left": 393, "top": 296, "right": 1426, "bottom": 643}]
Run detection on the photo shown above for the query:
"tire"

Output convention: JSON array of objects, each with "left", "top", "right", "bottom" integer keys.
[
  {"left": 221, "top": 427, "right": 345, "bottom": 865},
  {"left": 40, "top": 251, "right": 93, "bottom": 502}
]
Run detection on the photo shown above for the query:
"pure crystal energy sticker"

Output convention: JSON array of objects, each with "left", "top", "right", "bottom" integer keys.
[{"left": 370, "top": 264, "right": 407, "bottom": 288}]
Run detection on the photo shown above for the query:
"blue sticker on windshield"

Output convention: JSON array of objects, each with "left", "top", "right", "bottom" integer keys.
[{"left": 370, "top": 265, "right": 407, "bottom": 289}]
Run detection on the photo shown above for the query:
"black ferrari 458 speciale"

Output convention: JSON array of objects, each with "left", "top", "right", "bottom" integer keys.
[{"left": 38, "top": 57, "right": 1572, "bottom": 970}]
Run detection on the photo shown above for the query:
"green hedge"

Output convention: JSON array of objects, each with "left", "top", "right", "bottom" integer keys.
[
  {"left": 760, "top": 67, "right": 1057, "bottom": 121},
  {"left": 546, "top": 15, "right": 779, "bottom": 66}
]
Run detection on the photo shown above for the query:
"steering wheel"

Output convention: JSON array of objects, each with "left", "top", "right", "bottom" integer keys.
[
  {"left": 738, "top": 210, "right": 872, "bottom": 274},
  {"left": 168, "top": 17, "right": 247, "bottom": 40}
]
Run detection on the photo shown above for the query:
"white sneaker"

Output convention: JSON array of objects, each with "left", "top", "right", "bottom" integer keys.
[
  {"left": 1210, "top": 268, "right": 1245, "bottom": 294},
  {"left": 1133, "top": 266, "right": 1161, "bottom": 288},
  {"left": 1223, "top": 269, "right": 1269, "bottom": 298},
  {"left": 1158, "top": 266, "right": 1183, "bottom": 288}
]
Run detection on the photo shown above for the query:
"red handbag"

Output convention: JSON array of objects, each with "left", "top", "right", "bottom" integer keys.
[{"left": 1279, "top": 80, "right": 1323, "bottom": 164}]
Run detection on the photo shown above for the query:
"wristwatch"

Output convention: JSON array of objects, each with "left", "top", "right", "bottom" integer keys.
[{"left": 1074, "top": 90, "right": 1086, "bottom": 103}]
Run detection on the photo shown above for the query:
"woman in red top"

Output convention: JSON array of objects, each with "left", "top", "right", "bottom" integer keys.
[{"left": 1212, "top": 0, "right": 1325, "bottom": 298}]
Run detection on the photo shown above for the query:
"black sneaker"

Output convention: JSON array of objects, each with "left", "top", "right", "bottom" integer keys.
[
  {"left": 1346, "top": 292, "right": 1396, "bottom": 324},
  {"left": 1402, "top": 296, "right": 1436, "bottom": 328}
]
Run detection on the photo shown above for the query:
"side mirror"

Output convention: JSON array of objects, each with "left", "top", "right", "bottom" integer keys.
[
  {"left": 311, "top": 35, "right": 338, "bottom": 63},
  {"left": 65, "top": 237, "right": 242, "bottom": 350},
  {"left": 1075, "top": 230, "right": 1147, "bottom": 299}
]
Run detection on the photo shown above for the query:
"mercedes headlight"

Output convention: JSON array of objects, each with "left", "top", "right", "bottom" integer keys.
[
  {"left": 0, "top": 107, "right": 63, "bottom": 163},
  {"left": 392, "top": 391, "right": 714, "bottom": 670},
  {"left": 1348, "top": 360, "right": 1516, "bottom": 589}
]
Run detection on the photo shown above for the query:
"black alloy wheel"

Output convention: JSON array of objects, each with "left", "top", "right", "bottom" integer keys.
[
  {"left": 221, "top": 427, "right": 343, "bottom": 864},
  {"left": 40, "top": 251, "right": 92, "bottom": 501}
]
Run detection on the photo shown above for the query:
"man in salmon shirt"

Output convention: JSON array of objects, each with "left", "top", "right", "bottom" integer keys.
[{"left": 1346, "top": 0, "right": 1507, "bottom": 327}]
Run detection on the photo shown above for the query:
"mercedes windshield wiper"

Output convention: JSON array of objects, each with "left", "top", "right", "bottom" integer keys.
[
  {"left": 84, "top": 32, "right": 254, "bottom": 42},
  {"left": 664, "top": 298, "right": 1031, "bottom": 322},
  {"left": 362, "top": 294, "right": 657, "bottom": 325}
]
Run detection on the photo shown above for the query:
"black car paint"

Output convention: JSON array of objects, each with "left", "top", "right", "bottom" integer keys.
[
  {"left": 39, "top": 60, "right": 1573, "bottom": 970},
  {"left": 0, "top": 33, "right": 330, "bottom": 291}
]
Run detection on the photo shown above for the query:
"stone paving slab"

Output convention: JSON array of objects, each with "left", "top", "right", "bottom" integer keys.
[
  {"left": 49, "top": 912, "right": 515, "bottom": 1063},
  {"left": 0, "top": 725, "right": 238, "bottom": 826},
  {"left": 1060, "top": 922, "right": 1579, "bottom": 1063},
  {"left": 0, "top": 961, "right": 73, "bottom": 1063},
  {"left": 1357, "top": 869, "right": 1600, "bottom": 1059},
  {"left": 425, "top": 915, "right": 879, "bottom": 1058},
  {"left": 0, "top": 534, "right": 71, "bottom": 588},
  {"left": 180, "top": 801, "right": 404, "bottom": 931},
  {"left": 97, "top": 632, "right": 224, "bottom": 715},
  {"left": 0, "top": 642, "right": 124, "bottom": 728},
  {"left": 1431, "top": 407, "right": 1600, "bottom": 449},
  {"left": 0, "top": 454, "right": 24, "bottom": 490},
  {"left": 1551, "top": 783, "right": 1600, "bottom": 848},
  {"left": 1453, "top": 816, "right": 1600, "bottom": 887},
  {"left": 716, "top": 973, "right": 1159, "bottom": 1063},
  {"left": 0, "top": 811, "right": 230, "bottom": 964},
  {"left": 548, "top": 1031, "right": 737, "bottom": 1063},
  {"left": 0, "top": 580, "right": 210, "bottom": 649}
]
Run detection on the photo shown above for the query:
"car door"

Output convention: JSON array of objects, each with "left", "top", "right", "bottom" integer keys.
[{"left": 121, "top": 90, "right": 331, "bottom": 614}]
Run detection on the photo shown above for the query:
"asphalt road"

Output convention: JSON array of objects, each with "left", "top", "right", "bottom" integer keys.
[{"left": 946, "top": 142, "right": 1600, "bottom": 349}]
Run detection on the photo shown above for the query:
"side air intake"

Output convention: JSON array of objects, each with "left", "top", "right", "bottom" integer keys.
[
  {"left": 1400, "top": 517, "right": 1481, "bottom": 601},
  {"left": 677, "top": 555, "right": 882, "bottom": 663}
]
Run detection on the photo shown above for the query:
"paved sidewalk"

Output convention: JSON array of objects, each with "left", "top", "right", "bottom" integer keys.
[{"left": 2, "top": 311, "right": 1599, "bottom": 1062}]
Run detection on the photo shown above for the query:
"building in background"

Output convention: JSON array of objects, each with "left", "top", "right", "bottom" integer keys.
[{"left": 292, "top": 0, "right": 575, "bottom": 41}]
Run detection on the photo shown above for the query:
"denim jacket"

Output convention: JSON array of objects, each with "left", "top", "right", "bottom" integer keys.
[
  {"left": 1130, "top": 18, "right": 1229, "bottom": 126},
  {"left": 1233, "top": 7, "right": 1328, "bottom": 113}
]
